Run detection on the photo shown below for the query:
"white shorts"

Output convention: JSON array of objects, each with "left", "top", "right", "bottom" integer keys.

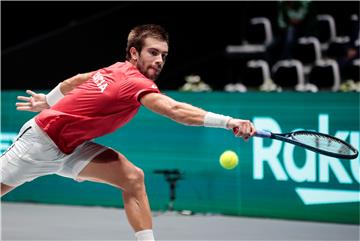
[{"left": 0, "top": 118, "right": 107, "bottom": 187}]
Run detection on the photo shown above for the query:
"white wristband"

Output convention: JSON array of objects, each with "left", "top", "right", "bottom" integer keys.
[
  {"left": 204, "top": 112, "right": 232, "bottom": 129},
  {"left": 46, "top": 84, "right": 65, "bottom": 106}
]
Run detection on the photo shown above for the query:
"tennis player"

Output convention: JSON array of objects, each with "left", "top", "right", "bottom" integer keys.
[{"left": 1, "top": 24, "right": 256, "bottom": 241}]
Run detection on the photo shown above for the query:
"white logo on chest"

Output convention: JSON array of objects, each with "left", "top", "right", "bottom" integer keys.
[{"left": 92, "top": 72, "right": 108, "bottom": 93}]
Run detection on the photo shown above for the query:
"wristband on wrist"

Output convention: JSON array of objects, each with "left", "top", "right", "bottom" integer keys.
[
  {"left": 46, "top": 84, "right": 65, "bottom": 106},
  {"left": 203, "top": 112, "right": 232, "bottom": 129}
]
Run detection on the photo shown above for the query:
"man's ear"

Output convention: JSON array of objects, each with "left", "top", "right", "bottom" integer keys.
[{"left": 130, "top": 47, "right": 139, "bottom": 61}]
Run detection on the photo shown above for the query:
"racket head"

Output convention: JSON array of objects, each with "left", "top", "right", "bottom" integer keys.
[{"left": 275, "top": 130, "right": 359, "bottom": 159}]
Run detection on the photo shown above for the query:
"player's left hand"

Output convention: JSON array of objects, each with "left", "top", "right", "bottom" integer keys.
[
  {"left": 227, "top": 118, "right": 256, "bottom": 141},
  {"left": 16, "top": 90, "right": 50, "bottom": 112}
]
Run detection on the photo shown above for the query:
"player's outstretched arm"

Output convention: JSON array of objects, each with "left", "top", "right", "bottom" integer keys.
[
  {"left": 140, "top": 92, "right": 256, "bottom": 140},
  {"left": 16, "top": 72, "right": 94, "bottom": 112},
  {"left": 140, "top": 92, "right": 206, "bottom": 125}
]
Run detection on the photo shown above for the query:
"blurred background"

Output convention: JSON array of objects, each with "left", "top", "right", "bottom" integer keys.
[
  {"left": 2, "top": 1, "right": 359, "bottom": 92},
  {"left": 1, "top": 1, "right": 359, "bottom": 227}
]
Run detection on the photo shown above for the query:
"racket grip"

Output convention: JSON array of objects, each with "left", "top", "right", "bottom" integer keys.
[
  {"left": 232, "top": 127, "right": 272, "bottom": 138},
  {"left": 232, "top": 127, "right": 239, "bottom": 134},
  {"left": 255, "top": 129, "right": 272, "bottom": 138}
]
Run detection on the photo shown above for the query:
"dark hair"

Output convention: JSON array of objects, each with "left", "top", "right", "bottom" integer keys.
[{"left": 126, "top": 24, "right": 169, "bottom": 60}]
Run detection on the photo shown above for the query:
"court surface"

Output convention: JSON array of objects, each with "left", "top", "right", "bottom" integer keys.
[{"left": 1, "top": 202, "right": 359, "bottom": 241}]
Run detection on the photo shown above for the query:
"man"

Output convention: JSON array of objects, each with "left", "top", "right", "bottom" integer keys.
[{"left": 1, "top": 24, "right": 256, "bottom": 241}]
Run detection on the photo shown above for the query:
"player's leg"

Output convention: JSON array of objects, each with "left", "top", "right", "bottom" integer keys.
[
  {"left": 0, "top": 119, "right": 38, "bottom": 197},
  {"left": 76, "top": 148, "right": 152, "bottom": 233},
  {"left": 1, "top": 183, "right": 15, "bottom": 196},
  {"left": 1, "top": 118, "right": 67, "bottom": 197}
]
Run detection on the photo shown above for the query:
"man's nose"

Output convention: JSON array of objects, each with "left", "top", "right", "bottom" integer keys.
[{"left": 155, "top": 55, "right": 164, "bottom": 65}]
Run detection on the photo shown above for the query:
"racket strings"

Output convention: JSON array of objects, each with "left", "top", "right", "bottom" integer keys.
[{"left": 293, "top": 133, "right": 355, "bottom": 155}]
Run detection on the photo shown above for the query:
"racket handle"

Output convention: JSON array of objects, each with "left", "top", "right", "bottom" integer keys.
[
  {"left": 255, "top": 129, "right": 272, "bottom": 138},
  {"left": 232, "top": 127, "right": 239, "bottom": 134},
  {"left": 232, "top": 128, "right": 272, "bottom": 138}
]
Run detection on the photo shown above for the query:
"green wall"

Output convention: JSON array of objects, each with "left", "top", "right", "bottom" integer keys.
[{"left": 1, "top": 91, "right": 359, "bottom": 224}]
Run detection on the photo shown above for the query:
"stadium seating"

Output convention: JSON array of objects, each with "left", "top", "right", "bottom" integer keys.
[
  {"left": 272, "top": 59, "right": 306, "bottom": 91},
  {"left": 225, "top": 17, "right": 273, "bottom": 55},
  {"left": 225, "top": 13, "right": 359, "bottom": 92},
  {"left": 327, "top": 36, "right": 351, "bottom": 59},
  {"left": 316, "top": 14, "right": 337, "bottom": 51},
  {"left": 308, "top": 59, "right": 341, "bottom": 91},
  {"left": 243, "top": 60, "right": 271, "bottom": 89},
  {"left": 294, "top": 37, "right": 322, "bottom": 74}
]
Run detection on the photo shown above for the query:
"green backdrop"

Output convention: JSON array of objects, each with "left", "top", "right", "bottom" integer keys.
[{"left": 1, "top": 91, "right": 359, "bottom": 224}]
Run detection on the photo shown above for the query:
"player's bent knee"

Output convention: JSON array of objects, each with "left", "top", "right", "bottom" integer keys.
[{"left": 122, "top": 167, "right": 145, "bottom": 192}]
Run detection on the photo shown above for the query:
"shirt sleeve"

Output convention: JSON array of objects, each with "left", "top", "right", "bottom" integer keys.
[{"left": 131, "top": 78, "right": 161, "bottom": 103}]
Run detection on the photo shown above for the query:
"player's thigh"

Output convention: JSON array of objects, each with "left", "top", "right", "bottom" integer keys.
[
  {"left": 77, "top": 148, "right": 143, "bottom": 190},
  {"left": 1, "top": 183, "right": 14, "bottom": 196},
  {"left": 1, "top": 119, "right": 65, "bottom": 187}
]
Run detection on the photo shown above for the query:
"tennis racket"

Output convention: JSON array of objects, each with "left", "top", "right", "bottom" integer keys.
[{"left": 233, "top": 128, "right": 359, "bottom": 159}]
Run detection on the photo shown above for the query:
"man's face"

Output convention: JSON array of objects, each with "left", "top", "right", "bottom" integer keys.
[{"left": 134, "top": 37, "right": 168, "bottom": 80}]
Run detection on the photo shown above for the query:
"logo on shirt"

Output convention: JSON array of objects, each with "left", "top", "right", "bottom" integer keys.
[{"left": 92, "top": 72, "right": 108, "bottom": 93}]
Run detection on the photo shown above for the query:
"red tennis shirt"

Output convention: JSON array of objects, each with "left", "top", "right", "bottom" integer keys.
[{"left": 35, "top": 61, "right": 160, "bottom": 154}]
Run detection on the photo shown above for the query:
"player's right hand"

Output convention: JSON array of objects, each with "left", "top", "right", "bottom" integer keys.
[
  {"left": 227, "top": 118, "right": 256, "bottom": 141},
  {"left": 16, "top": 90, "right": 50, "bottom": 112}
]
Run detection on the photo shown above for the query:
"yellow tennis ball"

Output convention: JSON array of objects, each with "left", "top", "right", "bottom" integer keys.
[{"left": 219, "top": 150, "right": 239, "bottom": 170}]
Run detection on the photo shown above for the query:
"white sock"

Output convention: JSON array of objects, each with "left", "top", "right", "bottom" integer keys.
[{"left": 135, "top": 229, "right": 155, "bottom": 241}]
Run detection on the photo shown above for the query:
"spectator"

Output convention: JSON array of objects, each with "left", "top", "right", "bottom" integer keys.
[{"left": 267, "top": 0, "right": 317, "bottom": 66}]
